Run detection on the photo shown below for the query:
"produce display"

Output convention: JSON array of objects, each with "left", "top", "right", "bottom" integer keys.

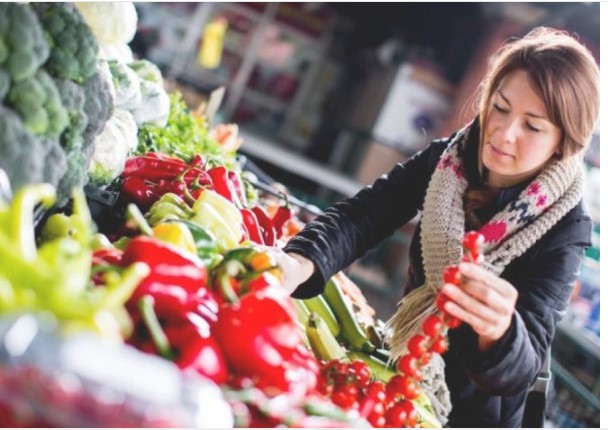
[{"left": 0, "top": 3, "right": 488, "bottom": 428}]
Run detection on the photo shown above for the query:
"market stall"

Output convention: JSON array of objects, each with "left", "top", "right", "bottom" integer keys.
[{"left": 0, "top": 3, "right": 502, "bottom": 427}]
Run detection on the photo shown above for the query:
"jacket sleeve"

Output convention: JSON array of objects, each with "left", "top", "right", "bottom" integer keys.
[
  {"left": 284, "top": 140, "right": 448, "bottom": 299},
  {"left": 450, "top": 212, "right": 592, "bottom": 395}
]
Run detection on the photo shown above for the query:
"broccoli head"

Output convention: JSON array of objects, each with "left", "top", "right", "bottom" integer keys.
[
  {"left": 33, "top": 3, "right": 98, "bottom": 84},
  {"left": 0, "top": 3, "right": 50, "bottom": 82},
  {"left": 0, "top": 69, "right": 8, "bottom": 102},
  {"left": 56, "top": 148, "right": 88, "bottom": 207},
  {"left": 0, "top": 105, "right": 67, "bottom": 193},
  {"left": 53, "top": 78, "right": 88, "bottom": 151},
  {"left": 82, "top": 61, "right": 114, "bottom": 153},
  {"left": 7, "top": 70, "right": 68, "bottom": 138}
]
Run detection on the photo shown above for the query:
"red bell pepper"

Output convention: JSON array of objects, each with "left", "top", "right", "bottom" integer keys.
[
  {"left": 122, "top": 236, "right": 208, "bottom": 304},
  {"left": 271, "top": 194, "right": 293, "bottom": 240},
  {"left": 228, "top": 170, "right": 248, "bottom": 207},
  {"left": 240, "top": 208, "right": 265, "bottom": 245},
  {"left": 251, "top": 206, "right": 277, "bottom": 246},
  {"left": 207, "top": 166, "right": 244, "bottom": 207},
  {"left": 211, "top": 248, "right": 318, "bottom": 397},
  {"left": 137, "top": 294, "right": 228, "bottom": 384}
]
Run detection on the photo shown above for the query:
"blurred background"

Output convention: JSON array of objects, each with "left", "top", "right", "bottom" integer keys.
[{"left": 130, "top": 3, "right": 600, "bottom": 427}]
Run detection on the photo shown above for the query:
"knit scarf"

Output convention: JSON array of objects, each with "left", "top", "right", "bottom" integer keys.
[{"left": 385, "top": 121, "right": 585, "bottom": 424}]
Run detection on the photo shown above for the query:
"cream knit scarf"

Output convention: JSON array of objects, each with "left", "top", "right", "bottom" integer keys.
[{"left": 385, "top": 122, "right": 585, "bottom": 424}]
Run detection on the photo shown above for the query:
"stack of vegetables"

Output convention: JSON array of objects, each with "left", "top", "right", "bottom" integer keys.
[{"left": 0, "top": 3, "right": 113, "bottom": 206}]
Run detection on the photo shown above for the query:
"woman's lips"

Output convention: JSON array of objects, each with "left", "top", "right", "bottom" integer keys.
[{"left": 488, "top": 143, "right": 513, "bottom": 158}]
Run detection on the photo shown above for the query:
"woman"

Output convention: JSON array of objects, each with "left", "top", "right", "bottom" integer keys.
[{"left": 270, "top": 27, "right": 599, "bottom": 427}]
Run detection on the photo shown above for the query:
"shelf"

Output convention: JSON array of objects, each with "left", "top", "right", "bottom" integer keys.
[
  {"left": 555, "top": 320, "right": 599, "bottom": 359},
  {"left": 242, "top": 88, "right": 288, "bottom": 111},
  {"left": 551, "top": 360, "right": 600, "bottom": 412}
]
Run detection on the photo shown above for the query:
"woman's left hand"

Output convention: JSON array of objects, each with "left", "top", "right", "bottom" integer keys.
[{"left": 441, "top": 262, "right": 518, "bottom": 352}]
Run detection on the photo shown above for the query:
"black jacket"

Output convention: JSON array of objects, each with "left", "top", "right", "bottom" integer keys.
[{"left": 284, "top": 122, "right": 592, "bottom": 427}]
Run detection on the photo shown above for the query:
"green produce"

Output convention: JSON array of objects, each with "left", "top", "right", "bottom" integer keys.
[
  {"left": 306, "top": 312, "right": 346, "bottom": 361},
  {"left": 53, "top": 78, "right": 88, "bottom": 150},
  {"left": 32, "top": 3, "right": 98, "bottom": 84},
  {"left": 136, "top": 93, "right": 228, "bottom": 165},
  {"left": 0, "top": 184, "right": 148, "bottom": 339},
  {"left": 0, "top": 3, "right": 49, "bottom": 82},
  {"left": 0, "top": 3, "right": 113, "bottom": 205},
  {"left": 322, "top": 277, "right": 375, "bottom": 352},
  {"left": 7, "top": 70, "right": 68, "bottom": 138},
  {"left": 0, "top": 105, "right": 67, "bottom": 192},
  {"left": 190, "top": 189, "right": 242, "bottom": 252},
  {"left": 82, "top": 60, "right": 114, "bottom": 145},
  {"left": 303, "top": 295, "right": 341, "bottom": 337},
  {"left": 293, "top": 298, "right": 311, "bottom": 327}
]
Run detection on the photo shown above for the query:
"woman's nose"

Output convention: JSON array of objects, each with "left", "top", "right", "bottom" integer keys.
[{"left": 498, "top": 119, "right": 519, "bottom": 144}]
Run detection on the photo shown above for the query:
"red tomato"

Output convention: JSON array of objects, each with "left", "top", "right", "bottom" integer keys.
[
  {"left": 442, "top": 265, "right": 461, "bottom": 285},
  {"left": 407, "top": 334, "right": 429, "bottom": 358},
  {"left": 462, "top": 231, "right": 485, "bottom": 252},
  {"left": 397, "top": 354, "right": 422, "bottom": 380},
  {"left": 422, "top": 315, "right": 444, "bottom": 337},
  {"left": 431, "top": 336, "right": 448, "bottom": 354}
]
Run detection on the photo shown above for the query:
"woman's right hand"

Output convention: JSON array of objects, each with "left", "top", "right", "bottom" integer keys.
[{"left": 261, "top": 247, "right": 315, "bottom": 295}]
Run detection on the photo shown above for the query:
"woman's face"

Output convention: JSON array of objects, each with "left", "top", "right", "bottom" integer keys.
[{"left": 482, "top": 69, "right": 562, "bottom": 188}]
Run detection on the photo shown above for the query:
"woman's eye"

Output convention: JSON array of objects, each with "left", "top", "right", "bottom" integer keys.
[
  {"left": 493, "top": 103, "right": 508, "bottom": 113},
  {"left": 527, "top": 123, "right": 541, "bottom": 132}
]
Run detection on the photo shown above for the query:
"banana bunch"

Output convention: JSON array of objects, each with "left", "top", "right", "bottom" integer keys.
[{"left": 292, "top": 275, "right": 397, "bottom": 382}]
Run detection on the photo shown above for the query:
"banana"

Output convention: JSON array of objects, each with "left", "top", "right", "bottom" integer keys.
[
  {"left": 306, "top": 312, "right": 347, "bottom": 361},
  {"left": 347, "top": 350, "right": 397, "bottom": 383},
  {"left": 322, "top": 277, "right": 374, "bottom": 352},
  {"left": 303, "top": 295, "right": 340, "bottom": 337},
  {"left": 293, "top": 298, "right": 311, "bottom": 327}
]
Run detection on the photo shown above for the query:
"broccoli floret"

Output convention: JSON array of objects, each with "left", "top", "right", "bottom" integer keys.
[
  {"left": 53, "top": 78, "right": 88, "bottom": 151},
  {"left": 33, "top": 3, "right": 98, "bottom": 84},
  {"left": 42, "top": 137, "right": 68, "bottom": 192},
  {"left": 7, "top": 70, "right": 68, "bottom": 138},
  {"left": 0, "top": 69, "right": 9, "bottom": 102},
  {"left": 56, "top": 148, "right": 88, "bottom": 207},
  {"left": 0, "top": 4, "right": 50, "bottom": 82},
  {"left": 82, "top": 62, "right": 114, "bottom": 154},
  {"left": 128, "top": 59, "right": 163, "bottom": 85},
  {"left": 0, "top": 105, "right": 67, "bottom": 193}
]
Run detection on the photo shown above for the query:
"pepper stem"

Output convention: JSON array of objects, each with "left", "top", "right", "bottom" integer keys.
[
  {"left": 138, "top": 295, "right": 174, "bottom": 360},
  {"left": 126, "top": 204, "right": 153, "bottom": 236}
]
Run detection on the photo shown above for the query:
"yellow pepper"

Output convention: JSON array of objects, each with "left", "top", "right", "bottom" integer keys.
[{"left": 152, "top": 222, "right": 197, "bottom": 255}]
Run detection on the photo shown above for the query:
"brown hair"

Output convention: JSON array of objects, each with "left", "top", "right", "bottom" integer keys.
[{"left": 465, "top": 27, "right": 599, "bottom": 214}]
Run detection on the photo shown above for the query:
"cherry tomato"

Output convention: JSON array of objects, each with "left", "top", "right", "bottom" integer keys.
[
  {"left": 366, "top": 381, "right": 387, "bottom": 403},
  {"left": 442, "top": 265, "right": 461, "bottom": 285},
  {"left": 385, "top": 375, "right": 409, "bottom": 401},
  {"left": 422, "top": 315, "right": 444, "bottom": 337},
  {"left": 407, "top": 334, "right": 429, "bottom": 358},
  {"left": 402, "top": 379, "right": 421, "bottom": 400},
  {"left": 435, "top": 292, "right": 449, "bottom": 313},
  {"left": 386, "top": 402, "right": 410, "bottom": 427},
  {"left": 349, "top": 359, "right": 371, "bottom": 387},
  {"left": 397, "top": 354, "right": 422, "bottom": 380},
  {"left": 401, "top": 400, "right": 420, "bottom": 427},
  {"left": 444, "top": 314, "right": 462, "bottom": 329},
  {"left": 462, "top": 231, "right": 485, "bottom": 251},
  {"left": 431, "top": 335, "right": 448, "bottom": 354}
]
